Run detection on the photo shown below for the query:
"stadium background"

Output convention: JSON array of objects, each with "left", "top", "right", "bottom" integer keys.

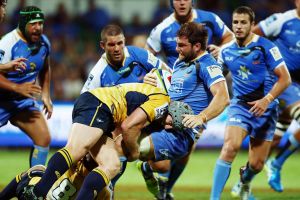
[{"left": 0, "top": 0, "right": 299, "bottom": 199}]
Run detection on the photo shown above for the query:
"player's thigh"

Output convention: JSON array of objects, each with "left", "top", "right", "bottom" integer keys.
[
  {"left": 66, "top": 123, "right": 104, "bottom": 162},
  {"left": 220, "top": 126, "right": 247, "bottom": 161},
  {"left": 90, "top": 136, "right": 120, "bottom": 179},
  {"left": 10, "top": 110, "right": 50, "bottom": 145}
]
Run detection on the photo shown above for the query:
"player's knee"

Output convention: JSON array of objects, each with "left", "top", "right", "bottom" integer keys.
[
  {"left": 290, "top": 105, "right": 300, "bottom": 124},
  {"left": 249, "top": 159, "right": 264, "bottom": 172},
  {"left": 220, "top": 143, "right": 239, "bottom": 161},
  {"left": 102, "top": 160, "right": 121, "bottom": 180},
  {"left": 139, "top": 136, "right": 151, "bottom": 161}
]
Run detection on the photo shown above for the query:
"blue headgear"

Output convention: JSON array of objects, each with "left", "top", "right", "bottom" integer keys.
[{"left": 170, "top": 0, "right": 195, "bottom": 9}]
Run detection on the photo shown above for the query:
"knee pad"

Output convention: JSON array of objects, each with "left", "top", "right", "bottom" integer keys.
[
  {"left": 275, "top": 121, "right": 290, "bottom": 136},
  {"left": 290, "top": 105, "right": 300, "bottom": 124},
  {"left": 139, "top": 137, "right": 151, "bottom": 159}
]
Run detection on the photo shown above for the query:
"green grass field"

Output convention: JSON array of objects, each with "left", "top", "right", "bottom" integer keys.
[{"left": 0, "top": 149, "right": 299, "bottom": 199}]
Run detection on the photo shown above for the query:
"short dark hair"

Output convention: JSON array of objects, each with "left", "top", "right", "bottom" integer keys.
[
  {"left": 233, "top": 6, "right": 255, "bottom": 23},
  {"left": 177, "top": 22, "right": 208, "bottom": 50},
  {"left": 100, "top": 24, "right": 124, "bottom": 42}
]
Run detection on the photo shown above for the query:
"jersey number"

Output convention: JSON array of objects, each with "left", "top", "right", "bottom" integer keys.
[{"left": 51, "top": 178, "right": 76, "bottom": 200}]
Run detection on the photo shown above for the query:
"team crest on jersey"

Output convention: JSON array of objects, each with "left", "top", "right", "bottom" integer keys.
[
  {"left": 269, "top": 47, "right": 282, "bottom": 61},
  {"left": 238, "top": 66, "right": 251, "bottom": 80},
  {"left": 147, "top": 52, "right": 158, "bottom": 66},
  {"left": 0, "top": 50, "right": 5, "bottom": 62},
  {"left": 30, "top": 62, "right": 36, "bottom": 72},
  {"left": 154, "top": 102, "right": 168, "bottom": 120}
]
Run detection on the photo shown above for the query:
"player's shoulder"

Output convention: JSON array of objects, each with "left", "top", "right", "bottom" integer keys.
[
  {"left": 0, "top": 29, "right": 19, "bottom": 47},
  {"left": 151, "top": 14, "right": 177, "bottom": 35},
  {"left": 41, "top": 34, "right": 51, "bottom": 49}
]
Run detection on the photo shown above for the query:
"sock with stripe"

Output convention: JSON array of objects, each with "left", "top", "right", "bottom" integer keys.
[
  {"left": 76, "top": 168, "right": 109, "bottom": 200},
  {"left": 30, "top": 145, "right": 49, "bottom": 167},
  {"left": 241, "top": 163, "right": 258, "bottom": 184},
  {"left": 273, "top": 134, "right": 300, "bottom": 168},
  {"left": 210, "top": 159, "right": 231, "bottom": 200},
  {"left": 34, "top": 148, "right": 73, "bottom": 197}
]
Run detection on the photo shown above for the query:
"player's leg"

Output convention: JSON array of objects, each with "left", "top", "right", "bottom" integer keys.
[
  {"left": 210, "top": 125, "right": 247, "bottom": 200},
  {"left": 30, "top": 123, "right": 104, "bottom": 198},
  {"left": 77, "top": 136, "right": 120, "bottom": 200},
  {"left": 10, "top": 110, "right": 51, "bottom": 167}
]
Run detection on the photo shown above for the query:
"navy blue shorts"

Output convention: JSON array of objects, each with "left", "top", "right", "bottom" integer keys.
[{"left": 72, "top": 92, "right": 115, "bottom": 135}]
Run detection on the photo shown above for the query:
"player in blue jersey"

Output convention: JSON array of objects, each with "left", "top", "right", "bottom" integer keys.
[
  {"left": 81, "top": 24, "right": 171, "bottom": 197},
  {"left": 0, "top": 6, "right": 52, "bottom": 167},
  {"left": 145, "top": 1, "right": 233, "bottom": 198},
  {"left": 145, "top": 0, "right": 233, "bottom": 198},
  {"left": 146, "top": 0, "right": 233, "bottom": 67},
  {"left": 252, "top": 0, "right": 300, "bottom": 193},
  {"left": 139, "top": 22, "right": 229, "bottom": 200},
  {"left": 210, "top": 6, "right": 291, "bottom": 200}
]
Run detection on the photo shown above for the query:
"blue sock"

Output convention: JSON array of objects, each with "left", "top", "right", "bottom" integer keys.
[
  {"left": 111, "top": 156, "right": 127, "bottom": 186},
  {"left": 210, "top": 159, "right": 231, "bottom": 200},
  {"left": 274, "top": 134, "right": 300, "bottom": 168},
  {"left": 166, "top": 159, "right": 186, "bottom": 193},
  {"left": 34, "top": 148, "right": 73, "bottom": 197},
  {"left": 30, "top": 145, "right": 49, "bottom": 167},
  {"left": 241, "top": 164, "right": 258, "bottom": 184},
  {"left": 76, "top": 169, "right": 109, "bottom": 200}
]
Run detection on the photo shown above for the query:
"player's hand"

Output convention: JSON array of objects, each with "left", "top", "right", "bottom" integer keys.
[
  {"left": 143, "top": 69, "right": 157, "bottom": 87},
  {"left": 0, "top": 58, "right": 27, "bottom": 73},
  {"left": 248, "top": 98, "right": 270, "bottom": 117},
  {"left": 42, "top": 94, "right": 53, "bottom": 119},
  {"left": 15, "top": 82, "right": 42, "bottom": 99},
  {"left": 182, "top": 114, "right": 205, "bottom": 128},
  {"left": 207, "top": 44, "right": 220, "bottom": 59}
]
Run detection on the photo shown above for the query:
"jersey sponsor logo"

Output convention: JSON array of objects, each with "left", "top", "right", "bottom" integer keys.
[
  {"left": 147, "top": 51, "right": 158, "bottom": 66},
  {"left": 229, "top": 117, "right": 242, "bottom": 123},
  {"left": 0, "top": 50, "right": 5, "bottom": 62},
  {"left": 158, "top": 149, "right": 169, "bottom": 159},
  {"left": 166, "top": 37, "right": 176, "bottom": 42},
  {"left": 154, "top": 102, "right": 168, "bottom": 120},
  {"left": 285, "top": 30, "right": 296, "bottom": 35},
  {"left": 269, "top": 47, "right": 282, "bottom": 61},
  {"left": 225, "top": 56, "right": 233, "bottom": 61},
  {"left": 207, "top": 65, "right": 222, "bottom": 78},
  {"left": 238, "top": 65, "right": 252, "bottom": 80}
]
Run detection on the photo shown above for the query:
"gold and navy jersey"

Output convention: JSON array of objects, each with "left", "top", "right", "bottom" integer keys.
[{"left": 89, "top": 83, "right": 170, "bottom": 125}]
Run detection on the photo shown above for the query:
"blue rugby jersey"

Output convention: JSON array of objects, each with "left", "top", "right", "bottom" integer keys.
[
  {"left": 0, "top": 29, "right": 50, "bottom": 100},
  {"left": 219, "top": 35, "right": 285, "bottom": 105},
  {"left": 0, "top": 29, "right": 50, "bottom": 84},
  {"left": 168, "top": 52, "right": 225, "bottom": 115},
  {"left": 259, "top": 9, "right": 300, "bottom": 72},
  {"left": 147, "top": 9, "right": 229, "bottom": 67},
  {"left": 81, "top": 46, "right": 165, "bottom": 93}
]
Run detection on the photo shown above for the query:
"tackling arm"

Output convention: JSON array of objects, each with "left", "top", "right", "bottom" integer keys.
[{"left": 121, "top": 107, "right": 149, "bottom": 161}]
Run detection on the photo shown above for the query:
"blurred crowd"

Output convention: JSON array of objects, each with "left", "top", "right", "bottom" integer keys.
[{"left": 0, "top": 0, "right": 295, "bottom": 101}]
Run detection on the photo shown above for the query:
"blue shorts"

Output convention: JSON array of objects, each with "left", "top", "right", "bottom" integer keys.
[
  {"left": 226, "top": 103, "right": 278, "bottom": 141},
  {"left": 0, "top": 98, "right": 40, "bottom": 127},
  {"left": 72, "top": 92, "right": 115, "bottom": 135},
  {"left": 278, "top": 81, "right": 300, "bottom": 113},
  {"left": 150, "top": 129, "right": 193, "bottom": 161}
]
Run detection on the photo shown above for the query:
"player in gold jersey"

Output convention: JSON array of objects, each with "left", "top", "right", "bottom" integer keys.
[{"left": 18, "top": 83, "right": 170, "bottom": 200}]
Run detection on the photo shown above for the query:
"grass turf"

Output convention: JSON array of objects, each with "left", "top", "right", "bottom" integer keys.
[{"left": 0, "top": 149, "right": 299, "bottom": 199}]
